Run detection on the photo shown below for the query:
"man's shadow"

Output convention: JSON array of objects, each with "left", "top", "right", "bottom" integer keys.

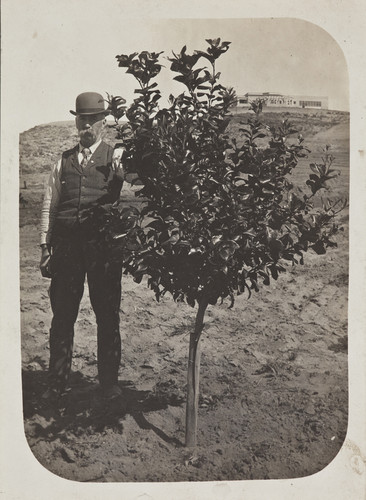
[{"left": 22, "top": 360, "right": 184, "bottom": 448}]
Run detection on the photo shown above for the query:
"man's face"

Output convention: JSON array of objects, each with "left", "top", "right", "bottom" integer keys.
[{"left": 76, "top": 113, "right": 106, "bottom": 147}]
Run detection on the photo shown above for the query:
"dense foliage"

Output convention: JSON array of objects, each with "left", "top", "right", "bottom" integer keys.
[{"left": 100, "top": 39, "right": 345, "bottom": 309}]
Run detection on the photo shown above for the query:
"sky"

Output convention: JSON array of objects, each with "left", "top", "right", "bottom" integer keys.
[{"left": 3, "top": 4, "right": 349, "bottom": 132}]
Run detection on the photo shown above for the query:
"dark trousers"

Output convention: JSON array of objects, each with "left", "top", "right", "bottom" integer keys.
[{"left": 48, "top": 230, "right": 122, "bottom": 391}]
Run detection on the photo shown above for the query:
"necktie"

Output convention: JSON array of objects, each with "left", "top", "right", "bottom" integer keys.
[{"left": 81, "top": 147, "right": 91, "bottom": 168}]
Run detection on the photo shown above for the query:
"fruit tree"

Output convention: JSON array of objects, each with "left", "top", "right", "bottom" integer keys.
[{"left": 96, "top": 39, "right": 346, "bottom": 447}]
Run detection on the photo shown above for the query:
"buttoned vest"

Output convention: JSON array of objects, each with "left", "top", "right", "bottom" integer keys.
[{"left": 55, "top": 141, "right": 123, "bottom": 230}]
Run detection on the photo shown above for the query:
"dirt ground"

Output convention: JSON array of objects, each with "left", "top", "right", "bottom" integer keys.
[{"left": 19, "top": 110, "right": 349, "bottom": 482}]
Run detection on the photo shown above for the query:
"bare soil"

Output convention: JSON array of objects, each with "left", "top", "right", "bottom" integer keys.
[{"left": 20, "top": 110, "right": 349, "bottom": 482}]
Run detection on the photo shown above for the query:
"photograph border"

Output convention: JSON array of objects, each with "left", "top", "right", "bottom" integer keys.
[{"left": 1, "top": 1, "right": 365, "bottom": 498}]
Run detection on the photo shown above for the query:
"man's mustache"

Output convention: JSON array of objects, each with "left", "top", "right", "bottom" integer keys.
[{"left": 79, "top": 130, "right": 95, "bottom": 137}]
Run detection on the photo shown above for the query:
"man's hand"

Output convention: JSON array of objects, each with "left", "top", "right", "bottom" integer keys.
[{"left": 40, "top": 244, "right": 52, "bottom": 278}]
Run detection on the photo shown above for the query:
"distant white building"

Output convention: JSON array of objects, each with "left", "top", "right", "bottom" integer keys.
[{"left": 236, "top": 92, "right": 328, "bottom": 110}]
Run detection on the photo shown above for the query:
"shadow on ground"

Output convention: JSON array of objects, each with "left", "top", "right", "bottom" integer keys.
[{"left": 22, "top": 368, "right": 184, "bottom": 448}]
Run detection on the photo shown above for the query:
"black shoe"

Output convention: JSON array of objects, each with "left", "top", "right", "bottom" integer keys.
[
  {"left": 41, "top": 387, "right": 67, "bottom": 402},
  {"left": 102, "top": 384, "right": 122, "bottom": 400}
]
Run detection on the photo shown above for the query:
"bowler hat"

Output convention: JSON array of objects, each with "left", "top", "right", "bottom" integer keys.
[{"left": 70, "top": 92, "right": 110, "bottom": 116}]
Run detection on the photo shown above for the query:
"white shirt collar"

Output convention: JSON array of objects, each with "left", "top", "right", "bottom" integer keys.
[{"left": 79, "top": 139, "right": 102, "bottom": 155}]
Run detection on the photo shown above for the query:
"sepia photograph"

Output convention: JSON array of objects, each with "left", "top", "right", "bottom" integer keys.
[{"left": 1, "top": 1, "right": 365, "bottom": 498}]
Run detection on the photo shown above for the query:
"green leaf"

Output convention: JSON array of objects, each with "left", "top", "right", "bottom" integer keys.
[
  {"left": 217, "top": 241, "right": 239, "bottom": 261},
  {"left": 311, "top": 240, "right": 326, "bottom": 255},
  {"left": 258, "top": 270, "right": 270, "bottom": 285}
]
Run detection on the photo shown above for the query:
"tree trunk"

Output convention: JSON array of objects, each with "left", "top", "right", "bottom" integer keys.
[{"left": 185, "top": 297, "right": 209, "bottom": 448}]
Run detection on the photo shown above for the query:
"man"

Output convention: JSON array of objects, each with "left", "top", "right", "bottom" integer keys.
[{"left": 40, "top": 92, "right": 125, "bottom": 401}]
